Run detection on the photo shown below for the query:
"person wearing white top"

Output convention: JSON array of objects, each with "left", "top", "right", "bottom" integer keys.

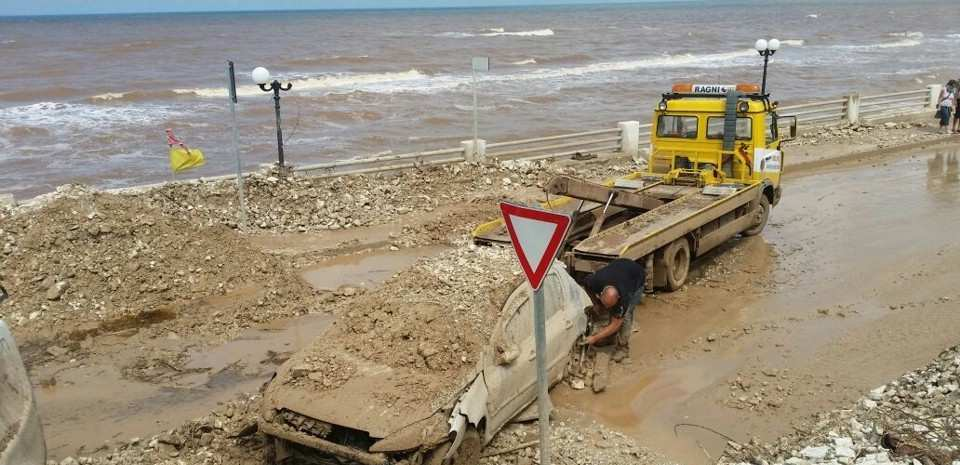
[{"left": 938, "top": 80, "right": 956, "bottom": 133}]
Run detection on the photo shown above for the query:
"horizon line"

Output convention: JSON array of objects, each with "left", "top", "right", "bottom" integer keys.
[{"left": 0, "top": 1, "right": 720, "bottom": 19}]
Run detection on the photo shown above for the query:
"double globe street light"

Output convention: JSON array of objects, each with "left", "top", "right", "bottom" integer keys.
[
  {"left": 252, "top": 66, "right": 293, "bottom": 169},
  {"left": 755, "top": 38, "right": 780, "bottom": 96}
]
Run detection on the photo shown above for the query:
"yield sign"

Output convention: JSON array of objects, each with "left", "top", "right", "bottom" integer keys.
[{"left": 499, "top": 202, "right": 572, "bottom": 290}]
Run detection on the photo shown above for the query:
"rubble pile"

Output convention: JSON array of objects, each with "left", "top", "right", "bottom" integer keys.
[
  {"left": 788, "top": 120, "right": 945, "bottom": 149},
  {"left": 0, "top": 190, "right": 321, "bottom": 346},
  {"left": 279, "top": 242, "right": 520, "bottom": 403},
  {"left": 64, "top": 396, "right": 267, "bottom": 465},
  {"left": 479, "top": 419, "right": 671, "bottom": 465},
  {"left": 130, "top": 158, "right": 637, "bottom": 235},
  {"left": 722, "top": 345, "right": 960, "bottom": 465}
]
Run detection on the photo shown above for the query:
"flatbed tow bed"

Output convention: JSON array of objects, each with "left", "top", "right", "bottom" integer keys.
[{"left": 474, "top": 82, "right": 797, "bottom": 290}]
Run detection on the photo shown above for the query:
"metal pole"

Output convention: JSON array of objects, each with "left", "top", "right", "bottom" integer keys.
[
  {"left": 227, "top": 62, "right": 248, "bottom": 230},
  {"left": 761, "top": 52, "right": 770, "bottom": 96},
  {"left": 472, "top": 68, "right": 479, "bottom": 161},
  {"left": 533, "top": 287, "right": 551, "bottom": 465},
  {"left": 273, "top": 82, "right": 285, "bottom": 169}
]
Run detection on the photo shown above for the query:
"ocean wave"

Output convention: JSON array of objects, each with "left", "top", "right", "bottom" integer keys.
[
  {"left": 888, "top": 32, "right": 924, "bottom": 39},
  {"left": 437, "top": 28, "right": 554, "bottom": 38},
  {"left": 0, "top": 86, "right": 84, "bottom": 102},
  {"left": 781, "top": 39, "right": 805, "bottom": 47},
  {"left": 806, "top": 14, "right": 819, "bottom": 19},
  {"left": 948, "top": 34, "right": 960, "bottom": 39},
  {"left": 833, "top": 38, "right": 922, "bottom": 50},
  {"left": 176, "top": 69, "right": 428, "bottom": 98},
  {"left": 88, "top": 89, "right": 181, "bottom": 102},
  {"left": 148, "top": 49, "right": 759, "bottom": 99},
  {"left": 511, "top": 59, "right": 538, "bottom": 65},
  {"left": 282, "top": 55, "right": 371, "bottom": 67},
  {"left": 0, "top": 102, "right": 181, "bottom": 132},
  {"left": 1, "top": 40, "right": 15, "bottom": 45}
]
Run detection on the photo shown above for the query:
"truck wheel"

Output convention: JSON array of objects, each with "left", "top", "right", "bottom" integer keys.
[
  {"left": 662, "top": 238, "right": 690, "bottom": 291},
  {"left": 423, "top": 429, "right": 482, "bottom": 465},
  {"left": 742, "top": 196, "right": 770, "bottom": 236}
]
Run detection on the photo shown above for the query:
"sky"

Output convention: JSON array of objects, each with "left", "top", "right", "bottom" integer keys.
[{"left": 0, "top": 0, "right": 681, "bottom": 17}]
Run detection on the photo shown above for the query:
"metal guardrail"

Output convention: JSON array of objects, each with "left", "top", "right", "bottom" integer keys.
[
  {"left": 487, "top": 128, "right": 621, "bottom": 161},
  {"left": 296, "top": 87, "right": 935, "bottom": 179},
  {"left": 101, "top": 86, "right": 938, "bottom": 192}
]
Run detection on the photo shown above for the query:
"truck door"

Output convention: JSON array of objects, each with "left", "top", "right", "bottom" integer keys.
[{"left": 756, "top": 113, "right": 783, "bottom": 186}]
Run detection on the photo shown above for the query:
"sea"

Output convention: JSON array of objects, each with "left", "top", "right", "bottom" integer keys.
[{"left": 1, "top": 0, "right": 958, "bottom": 198}]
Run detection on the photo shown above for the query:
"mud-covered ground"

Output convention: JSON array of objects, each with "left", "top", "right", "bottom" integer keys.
[{"left": 2, "top": 114, "right": 959, "bottom": 465}]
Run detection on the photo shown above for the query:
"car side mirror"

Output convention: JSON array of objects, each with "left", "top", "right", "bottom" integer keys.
[
  {"left": 495, "top": 340, "right": 519, "bottom": 366},
  {"left": 777, "top": 115, "right": 798, "bottom": 141}
]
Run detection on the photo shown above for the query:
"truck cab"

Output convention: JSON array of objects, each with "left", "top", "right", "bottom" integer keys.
[{"left": 648, "top": 83, "right": 796, "bottom": 205}]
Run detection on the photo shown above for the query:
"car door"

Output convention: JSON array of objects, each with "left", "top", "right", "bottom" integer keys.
[{"left": 1, "top": 320, "right": 47, "bottom": 465}]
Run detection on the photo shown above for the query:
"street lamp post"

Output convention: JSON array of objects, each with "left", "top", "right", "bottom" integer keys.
[
  {"left": 754, "top": 38, "right": 780, "bottom": 96},
  {"left": 252, "top": 66, "right": 293, "bottom": 169}
]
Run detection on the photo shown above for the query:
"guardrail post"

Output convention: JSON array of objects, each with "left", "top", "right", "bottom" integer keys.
[
  {"left": 618, "top": 121, "right": 640, "bottom": 159},
  {"left": 927, "top": 84, "right": 943, "bottom": 110},
  {"left": 844, "top": 93, "right": 861, "bottom": 125},
  {"left": 461, "top": 139, "right": 486, "bottom": 163}
]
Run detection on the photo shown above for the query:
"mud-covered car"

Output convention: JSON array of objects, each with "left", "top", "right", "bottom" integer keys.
[
  {"left": 1, "top": 285, "right": 48, "bottom": 465},
  {"left": 259, "top": 261, "right": 590, "bottom": 464}
]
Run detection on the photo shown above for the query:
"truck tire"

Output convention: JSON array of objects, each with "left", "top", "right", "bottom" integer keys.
[
  {"left": 661, "top": 238, "right": 690, "bottom": 291},
  {"left": 742, "top": 196, "right": 770, "bottom": 236}
]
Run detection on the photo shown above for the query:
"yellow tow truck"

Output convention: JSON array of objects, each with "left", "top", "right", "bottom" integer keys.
[{"left": 474, "top": 82, "right": 797, "bottom": 290}]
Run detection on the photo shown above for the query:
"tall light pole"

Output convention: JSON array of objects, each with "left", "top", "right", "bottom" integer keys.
[
  {"left": 754, "top": 38, "right": 780, "bottom": 96},
  {"left": 252, "top": 66, "right": 293, "bottom": 170}
]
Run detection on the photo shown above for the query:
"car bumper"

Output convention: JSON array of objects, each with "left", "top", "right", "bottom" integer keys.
[{"left": 259, "top": 421, "right": 388, "bottom": 465}]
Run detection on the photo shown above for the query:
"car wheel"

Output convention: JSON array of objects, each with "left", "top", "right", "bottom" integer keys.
[
  {"left": 742, "top": 196, "right": 770, "bottom": 236},
  {"left": 422, "top": 429, "right": 482, "bottom": 465}
]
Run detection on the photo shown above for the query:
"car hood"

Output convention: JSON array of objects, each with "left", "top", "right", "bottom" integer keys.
[{"left": 262, "top": 351, "right": 475, "bottom": 439}]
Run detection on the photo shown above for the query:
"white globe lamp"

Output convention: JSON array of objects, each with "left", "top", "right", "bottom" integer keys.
[{"left": 252, "top": 67, "right": 271, "bottom": 85}]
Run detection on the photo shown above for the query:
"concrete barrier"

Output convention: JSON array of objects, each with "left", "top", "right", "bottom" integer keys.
[
  {"left": 0, "top": 321, "right": 46, "bottom": 465},
  {"left": 618, "top": 121, "right": 640, "bottom": 160}
]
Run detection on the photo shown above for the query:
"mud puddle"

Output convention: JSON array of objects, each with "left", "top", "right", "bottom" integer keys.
[
  {"left": 558, "top": 147, "right": 960, "bottom": 464},
  {"left": 36, "top": 312, "right": 333, "bottom": 458},
  {"left": 300, "top": 245, "right": 448, "bottom": 291}
]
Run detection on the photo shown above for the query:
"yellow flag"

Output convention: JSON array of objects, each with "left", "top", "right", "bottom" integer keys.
[{"left": 169, "top": 147, "right": 205, "bottom": 173}]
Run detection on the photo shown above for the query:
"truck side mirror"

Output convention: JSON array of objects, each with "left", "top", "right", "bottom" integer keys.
[{"left": 778, "top": 116, "right": 798, "bottom": 141}]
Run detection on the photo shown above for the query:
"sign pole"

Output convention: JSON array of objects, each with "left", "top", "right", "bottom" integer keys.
[
  {"left": 533, "top": 286, "right": 551, "bottom": 465},
  {"left": 498, "top": 201, "right": 571, "bottom": 465},
  {"left": 227, "top": 61, "right": 248, "bottom": 230},
  {"left": 472, "top": 66, "right": 479, "bottom": 157}
]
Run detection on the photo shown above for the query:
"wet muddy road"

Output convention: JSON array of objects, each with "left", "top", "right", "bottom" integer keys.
[
  {"left": 557, "top": 144, "right": 960, "bottom": 464},
  {"left": 32, "top": 143, "right": 960, "bottom": 462}
]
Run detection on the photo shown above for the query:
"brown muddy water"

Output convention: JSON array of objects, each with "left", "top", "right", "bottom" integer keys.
[{"left": 36, "top": 313, "right": 333, "bottom": 458}]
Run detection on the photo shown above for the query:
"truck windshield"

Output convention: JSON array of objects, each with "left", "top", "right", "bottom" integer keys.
[
  {"left": 657, "top": 115, "right": 698, "bottom": 139},
  {"left": 706, "top": 117, "right": 752, "bottom": 140}
]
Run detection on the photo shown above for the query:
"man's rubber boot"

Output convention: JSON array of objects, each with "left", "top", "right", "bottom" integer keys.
[
  {"left": 612, "top": 346, "right": 628, "bottom": 363},
  {"left": 592, "top": 351, "right": 611, "bottom": 393}
]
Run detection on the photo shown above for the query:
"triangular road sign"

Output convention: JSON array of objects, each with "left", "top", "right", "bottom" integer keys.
[{"left": 500, "top": 202, "right": 572, "bottom": 290}]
